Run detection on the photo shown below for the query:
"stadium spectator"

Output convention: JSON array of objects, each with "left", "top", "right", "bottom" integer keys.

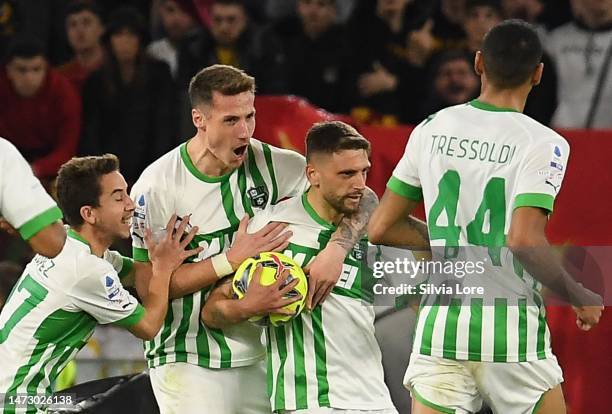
[
  {"left": 79, "top": 7, "right": 178, "bottom": 185},
  {"left": 177, "top": 0, "right": 287, "bottom": 93},
  {"left": 274, "top": 0, "right": 350, "bottom": 113},
  {"left": 58, "top": 1, "right": 105, "bottom": 93},
  {"left": 147, "top": 0, "right": 200, "bottom": 80},
  {"left": 346, "top": 0, "right": 430, "bottom": 124},
  {"left": 0, "top": 261, "right": 22, "bottom": 311},
  {"left": 266, "top": 0, "right": 357, "bottom": 23},
  {"left": 419, "top": 50, "right": 480, "bottom": 119},
  {"left": 547, "top": 0, "right": 612, "bottom": 128},
  {"left": 430, "top": 0, "right": 467, "bottom": 46},
  {"left": 502, "top": 0, "right": 574, "bottom": 32},
  {"left": 0, "top": 36, "right": 81, "bottom": 182}
]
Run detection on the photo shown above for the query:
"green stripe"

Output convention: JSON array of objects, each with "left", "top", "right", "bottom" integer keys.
[
  {"left": 113, "top": 304, "right": 145, "bottom": 327},
  {"left": 237, "top": 164, "right": 254, "bottom": 217},
  {"left": 209, "top": 327, "right": 232, "bottom": 368},
  {"left": 493, "top": 298, "right": 508, "bottom": 362},
  {"left": 132, "top": 246, "right": 149, "bottom": 262},
  {"left": 468, "top": 298, "right": 483, "bottom": 361},
  {"left": 532, "top": 393, "right": 544, "bottom": 413},
  {"left": 220, "top": 179, "right": 240, "bottom": 229},
  {"left": 518, "top": 298, "right": 528, "bottom": 362},
  {"left": 180, "top": 142, "right": 234, "bottom": 183},
  {"left": 387, "top": 176, "right": 423, "bottom": 201},
  {"left": 442, "top": 299, "right": 462, "bottom": 359},
  {"left": 173, "top": 296, "right": 193, "bottom": 362},
  {"left": 274, "top": 325, "right": 288, "bottom": 410},
  {"left": 469, "top": 99, "right": 519, "bottom": 113},
  {"left": 196, "top": 300, "right": 211, "bottom": 368},
  {"left": 247, "top": 145, "right": 267, "bottom": 195},
  {"left": 302, "top": 192, "right": 335, "bottom": 230},
  {"left": 18, "top": 206, "right": 63, "bottom": 240},
  {"left": 266, "top": 327, "right": 273, "bottom": 398},
  {"left": 26, "top": 343, "right": 67, "bottom": 408},
  {"left": 3, "top": 342, "right": 48, "bottom": 413},
  {"left": 411, "top": 387, "right": 455, "bottom": 413},
  {"left": 0, "top": 275, "right": 48, "bottom": 344},
  {"left": 155, "top": 304, "right": 175, "bottom": 366},
  {"left": 514, "top": 193, "right": 555, "bottom": 213},
  {"left": 420, "top": 301, "right": 440, "bottom": 356},
  {"left": 533, "top": 293, "right": 547, "bottom": 359},
  {"left": 311, "top": 307, "right": 330, "bottom": 406},
  {"left": 292, "top": 317, "right": 307, "bottom": 409},
  {"left": 262, "top": 143, "right": 279, "bottom": 204},
  {"left": 118, "top": 256, "right": 134, "bottom": 279},
  {"left": 48, "top": 347, "right": 76, "bottom": 393}
]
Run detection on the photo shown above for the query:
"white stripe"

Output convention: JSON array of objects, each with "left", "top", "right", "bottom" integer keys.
[
  {"left": 506, "top": 304, "right": 519, "bottom": 362},
  {"left": 301, "top": 315, "right": 318, "bottom": 408},
  {"left": 455, "top": 303, "right": 472, "bottom": 360},
  {"left": 185, "top": 292, "right": 202, "bottom": 366},
  {"left": 480, "top": 304, "right": 495, "bottom": 362},
  {"left": 526, "top": 306, "right": 539, "bottom": 358},
  {"left": 164, "top": 299, "right": 185, "bottom": 364},
  {"left": 269, "top": 327, "right": 281, "bottom": 407},
  {"left": 411, "top": 306, "right": 428, "bottom": 354},
  {"left": 206, "top": 328, "right": 222, "bottom": 369},
  {"left": 283, "top": 324, "right": 296, "bottom": 409},
  {"left": 429, "top": 305, "right": 448, "bottom": 358}
]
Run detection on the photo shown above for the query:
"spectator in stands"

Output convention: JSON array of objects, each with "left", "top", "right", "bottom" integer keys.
[
  {"left": 346, "top": 0, "right": 430, "bottom": 124},
  {"left": 0, "top": 261, "right": 23, "bottom": 311},
  {"left": 147, "top": 0, "right": 200, "bottom": 80},
  {"left": 275, "top": 0, "right": 349, "bottom": 113},
  {"left": 266, "top": 0, "right": 357, "bottom": 23},
  {"left": 419, "top": 50, "right": 479, "bottom": 119},
  {"left": 430, "top": 0, "right": 467, "bottom": 46},
  {"left": 80, "top": 7, "right": 178, "bottom": 185},
  {"left": 0, "top": 36, "right": 81, "bottom": 182},
  {"left": 547, "top": 0, "right": 612, "bottom": 128},
  {"left": 178, "top": 0, "right": 287, "bottom": 93},
  {"left": 58, "top": 1, "right": 105, "bottom": 93}
]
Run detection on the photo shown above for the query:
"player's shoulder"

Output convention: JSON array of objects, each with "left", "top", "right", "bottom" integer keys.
[
  {"left": 132, "top": 144, "right": 182, "bottom": 192},
  {"left": 250, "top": 137, "right": 305, "bottom": 162},
  {"left": 517, "top": 115, "right": 569, "bottom": 150},
  {"left": 0, "top": 137, "right": 21, "bottom": 162}
]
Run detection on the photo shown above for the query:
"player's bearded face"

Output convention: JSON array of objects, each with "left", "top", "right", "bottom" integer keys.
[
  {"left": 204, "top": 91, "right": 256, "bottom": 169},
  {"left": 94, "top": 172, "right": 135, "bottom": 240},
  {"left": 318, "top": 150, "right": 370, "bottom": 215}
]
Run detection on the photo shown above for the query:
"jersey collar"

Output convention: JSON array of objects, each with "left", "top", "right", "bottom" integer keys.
[
  {"left": 67, "top": 228, "right": 91, "bottom": 252},
  {"left": 469, "top": 99, "right": 519, "bottom": 113},
  {"left": 180, "top": 141, "right": 236, "bottom": 183},
  {"left": 301, "top": 192, "right": 336, "bottom": 231}
]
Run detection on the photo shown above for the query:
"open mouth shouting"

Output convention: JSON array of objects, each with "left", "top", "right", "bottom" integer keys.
[{"left": 233, "top": 144, "right": 248, "bottom": 160}]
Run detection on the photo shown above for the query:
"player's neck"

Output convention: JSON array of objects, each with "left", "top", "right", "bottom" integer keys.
[
  {"left": 187, "top": 135, "right": 234, "bottom": 177},
  {"left": 73, "top": 226, "right": 112, "bottom": 257},
  {"left": 476, "top": 87, "right": 529, "bottom": 113},
  {"left": 306, "top": 190, "right": 343, "bottom": 227}
]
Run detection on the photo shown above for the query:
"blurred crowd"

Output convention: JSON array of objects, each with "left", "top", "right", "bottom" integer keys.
[{"left": 0, "top": 0, "right": 611, "bottom": 192}]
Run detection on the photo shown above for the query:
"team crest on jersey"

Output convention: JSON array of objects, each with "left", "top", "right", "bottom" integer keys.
[{"left": 247, "top": 185, "right": 269, "bottom": 208}]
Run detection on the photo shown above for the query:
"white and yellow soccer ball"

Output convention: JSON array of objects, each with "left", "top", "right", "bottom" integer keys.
[{"left": 232, "top": 252, "right": 308, "bottom": 327}]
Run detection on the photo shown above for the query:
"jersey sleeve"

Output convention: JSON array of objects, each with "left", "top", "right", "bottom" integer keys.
[
  {"left": 513, "top": 137, "right": 570, "bottom": 213},
  {"left": 69, "top": 260, "right": 144, "bottom": 327},
  {"left": 130, "top": 176, "right": 171, "bottom": 262},
  {"left": 257, "top": 142, "right": 308, "bottom": 203},
  {"left": 0, "top": 138, "right": 63, "bottom": 240},
  {"left": 104, "top": 250, "right": 134, "bottom": 280},
  {"left": 387, "top": 123, "right": 424, "bottom": 201}
]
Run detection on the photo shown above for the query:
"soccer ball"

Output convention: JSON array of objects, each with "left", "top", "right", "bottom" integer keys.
[{"left": 232, "top": 252, "right": 308, "bottom": 327}]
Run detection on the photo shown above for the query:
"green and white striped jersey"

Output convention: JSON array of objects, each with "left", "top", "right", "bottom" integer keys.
[
  {"left": 130, "top": 139, "right": 308, "bottom": 369},
  {"left": 389, "top": 101, "right": 570, "bottom": 363},
  {"left": 0, "top": 138, "right": 63, "bottom": 241},
  {"left": 0, "top": 230, "right": 142, "bottom": 414},
  {"left": 248, "top": 193, "right": 395, "bottom": 412}
]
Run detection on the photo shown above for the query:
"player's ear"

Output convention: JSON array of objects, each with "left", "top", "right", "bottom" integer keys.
[
  {"left": 474, "top": 51, "right": 484, "bottom": 76},
  {"left": 192, "top": 108, "right": 205, "bottom": 130},
  {"left": 80, "top": 205, "right": 97, "bottom": 226},
  {"left": 305, "top": 163, "right": 320, "bottom": 187},
  {"left": 531, "top": 62, "right": 544, "bottom": 86}
]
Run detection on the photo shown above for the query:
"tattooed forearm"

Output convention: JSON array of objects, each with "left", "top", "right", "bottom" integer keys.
[
  {"left": 404, "top": 215, "right": 430, "bottom": 248},
  {"left": 331, "top": 187, "right": 379, "bottom": 251}
]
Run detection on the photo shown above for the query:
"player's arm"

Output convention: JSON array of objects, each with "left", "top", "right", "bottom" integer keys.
[
  {"left": 128, "top": 215, "right": 203, "bottom": 339},
  {"left": 201, "top": 266, "right": 299, "bottom": 329},
  {"left": 0, "top": 218, "right": 67, "bottom": 258},
  {"left": 508, "top": 207, "right": 602, "bottom": 330},
  {"left": 368, "top": 189, "right": 429, "bottom": 247}
]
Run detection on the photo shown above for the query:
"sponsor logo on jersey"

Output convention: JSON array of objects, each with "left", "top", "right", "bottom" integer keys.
[
  {"left": 132, "top": 194, "right": 147, "bottom": 242},
  {"left": 247, "top": 185, "right": 269, "bottom": 208},
  {"left": 104, "top": 275, "right": 120, "bottom": 300}
]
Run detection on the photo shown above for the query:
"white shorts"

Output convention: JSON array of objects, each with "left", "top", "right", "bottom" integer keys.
[
  {"left": 149, "top": 361, "right": 270, "bottom": 414},
  {"left": 281, "top": 409, "right": 397, "bottom": 414},
  {"left": 403, "top": 354, "right": 563, "bottom": 414}
]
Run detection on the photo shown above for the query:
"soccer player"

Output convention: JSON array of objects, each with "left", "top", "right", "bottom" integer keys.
[
  {"left": 368, "top": 20, "right": 603, "bottom": 414},
  {"left": 130, "top": 65, "right": 378, "bottom": 413},
  {"left": 0, "top": 154, "right": 200, "bottom": 413},
  {"left": 203, "top": 121, "right": 422, "bottom": 413},
  {"left": 0, "top": 138, "right": 65, "bottom": 258}
]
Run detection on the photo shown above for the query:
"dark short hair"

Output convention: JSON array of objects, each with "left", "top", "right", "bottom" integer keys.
[
  {"left": 65, "top": 0, "right": 103, "bottom": 22},
  {"left": 481, "top": 19, "right": 542, "bottom": 88},
  {"left": 56, "top": 154, "right": 120, "bottom": 228},
  {"left": 466, "top": 0, "right": 502, "bottom": 16},
  {"left": 305, "top": 121, "right": 370, "bottom": 162},
  {"left": 188, "top": 64, "right": 255, "bottom": 108},
  {"left": 432, "top": 50, "right": 474, "bottom": 76},
  {"left": 104, "top": 6, "right": 148, "bottom": 43},
  {"left": 4, "top": 35, "right": 45, "bottom": 63},
  {"left": 212, "top": 0, "right": 247, "bottom": 8}
]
